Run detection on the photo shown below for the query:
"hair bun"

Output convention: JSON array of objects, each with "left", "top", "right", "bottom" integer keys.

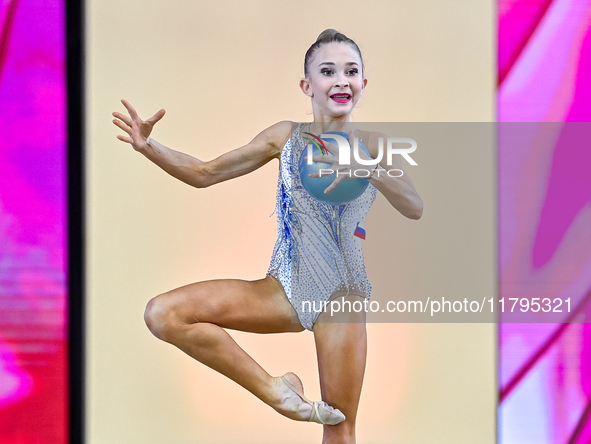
[{"left": 316, "top": 29, "right": 340, "bottom": 42}]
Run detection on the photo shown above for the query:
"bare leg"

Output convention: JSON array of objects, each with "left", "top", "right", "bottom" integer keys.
[
  {"left": 314, "top": 294, "right": 367, "bottom": 444},
  {"left": 143, "top": 276, "right": 322, "bottom": 418}
]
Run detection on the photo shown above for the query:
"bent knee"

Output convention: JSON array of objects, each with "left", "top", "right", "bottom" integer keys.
[{"left": 144, "top": 294, "right": 180, "bottom": 341}]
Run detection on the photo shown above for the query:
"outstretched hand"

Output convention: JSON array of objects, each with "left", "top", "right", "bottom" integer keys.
[{"left": 112, "top": 99, "right": 166, "bottom": 152}]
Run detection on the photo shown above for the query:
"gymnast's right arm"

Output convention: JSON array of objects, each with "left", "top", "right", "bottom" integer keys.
[{"left": 112, "top": 99, "right": 291, "bottom": 188}]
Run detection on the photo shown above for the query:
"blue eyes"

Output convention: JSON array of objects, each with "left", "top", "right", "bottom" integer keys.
[{"left": 321, "top": 69, "right": 359, "bottom": 76}]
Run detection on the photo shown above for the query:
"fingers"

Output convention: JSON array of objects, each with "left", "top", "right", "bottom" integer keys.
[
  {"left": 308, "top": 155, "right": 336, "bottom": 164},
  {"left": 112, "top": 118, "right": 132, "bottom": 135},
  {"left": 308, "top": 170, "right": 332, "bottom": 178},
  {"left": 323, "top": 141, "right": 338, "bottom": 155},
  {"left": 121, "top": 99, "right": 139, "bottom": 120},
  {"left": 145, "top": 108, "right": 166, "bottom": 125},
  {"left": 115, "top": 101, "right": 165, "bottom": 131},
  {"left": 116, "top": 134, "right": 133, "bottom": 144},
  {"left": 324, "top": 175, "right": 346, "bottom": 194},
  {"left": 112, "top": 111, "right": 132, "bottom": 126}
]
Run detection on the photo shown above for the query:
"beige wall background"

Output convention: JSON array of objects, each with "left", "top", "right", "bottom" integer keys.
[{"left": 87, "top": 0, "right": 496, "bottom": 443}]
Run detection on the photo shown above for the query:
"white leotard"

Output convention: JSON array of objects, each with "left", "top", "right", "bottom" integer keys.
[{"left": 266, "top": 123, "right": 377, "bottom": 330}]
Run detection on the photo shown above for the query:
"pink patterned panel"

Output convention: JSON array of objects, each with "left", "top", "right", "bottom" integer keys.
[{"left": 0, "top": 0, "right": 67, "bottom": 442}]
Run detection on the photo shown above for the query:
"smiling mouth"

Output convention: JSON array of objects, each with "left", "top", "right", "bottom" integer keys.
[{"left": 330, "top": 94, "right": 351, "bottom": 103}]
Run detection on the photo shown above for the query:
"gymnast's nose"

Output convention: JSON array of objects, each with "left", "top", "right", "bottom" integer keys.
[{"left": 333, "top": 71, "right": 349, "bottom": 88}]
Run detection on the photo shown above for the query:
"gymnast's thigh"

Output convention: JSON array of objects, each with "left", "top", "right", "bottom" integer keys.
[{"left": 152, "top": 275, "right": 305, "bottom": 334}]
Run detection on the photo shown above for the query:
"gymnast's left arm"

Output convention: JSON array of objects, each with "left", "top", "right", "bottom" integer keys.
[{"left": 366, "top": 132, "right": 423, "bottom": 220}]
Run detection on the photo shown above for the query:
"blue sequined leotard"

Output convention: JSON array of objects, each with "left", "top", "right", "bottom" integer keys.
[{"left": 266, "top": 123, "right": 377, "bottom": 331}]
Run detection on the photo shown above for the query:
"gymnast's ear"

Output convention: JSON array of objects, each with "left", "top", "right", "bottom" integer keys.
[{"left": 299, "top": 78, "right": 314, "bottom": 98}]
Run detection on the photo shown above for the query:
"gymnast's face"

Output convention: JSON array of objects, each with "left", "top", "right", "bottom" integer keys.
[{"left": 300, "top": 42, "right": 367, "bottom": 122}]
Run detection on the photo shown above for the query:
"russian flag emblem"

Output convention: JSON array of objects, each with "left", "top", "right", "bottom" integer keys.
[{"left": 354, "top": 223, "right": 366, "bottom": 240}]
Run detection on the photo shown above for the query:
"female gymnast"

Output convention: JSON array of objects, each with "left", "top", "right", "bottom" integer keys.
[{"left": 113, "top": 29, "right": 423, "bottom": 444}]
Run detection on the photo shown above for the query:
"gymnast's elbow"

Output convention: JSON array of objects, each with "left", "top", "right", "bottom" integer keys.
[
  {"left": 191, "top": 163, "right": 216, "bottom": 189},
  {"left": 406, "top": 199, "right": 423, "bottom": 220}
]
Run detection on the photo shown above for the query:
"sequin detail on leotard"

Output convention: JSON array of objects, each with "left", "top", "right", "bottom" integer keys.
[{"left": 266, "top": 123, "right": 377, "bottom": 331}]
